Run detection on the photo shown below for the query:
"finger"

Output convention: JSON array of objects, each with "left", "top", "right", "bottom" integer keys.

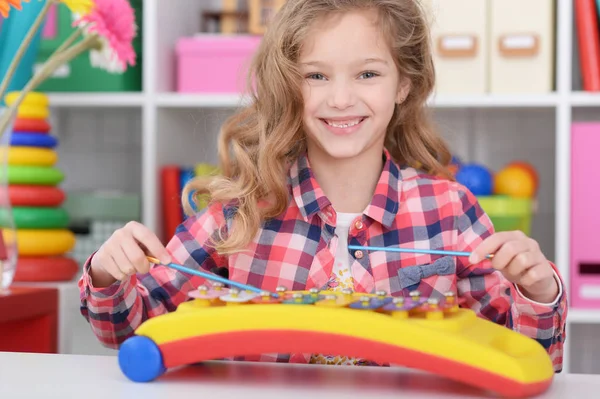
[
  {"left": 490, "top": 239, "right": 532, "bottom": 274},
  {"left": 107, "top": 236, "right": 137, "bottom": 278},
  {"left": 469, "top": 230, "right": 527, "bottom": 263},
  {"left": 92, "top": 249, "right": 125, "bottom": 281},
  {"left": 518, "top": 262, "right": 555, "bottom": 289},
  {"left": 100, "top": 251, "right": 127, "bottom": 281},
  {"left": 503, "top": 250, "right": 540, "bottom": 283},
  {"left": 502, "top": 238, "right": 545, "bottom": 278},
  {"left": 121, "top": 234, "right": 152, "bottom": 274},
  {"left": 126, "top": 221, "right": 171, "bottom": 264}
]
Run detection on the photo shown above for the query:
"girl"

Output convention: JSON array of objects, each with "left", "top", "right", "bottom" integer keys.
[{"left": 79, "top": 0, "right": 566, "bottom": 370}]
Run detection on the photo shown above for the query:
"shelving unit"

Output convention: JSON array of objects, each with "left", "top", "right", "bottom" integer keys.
[{"left": 39, "top": 0, "right": 600, "bottom": 373}]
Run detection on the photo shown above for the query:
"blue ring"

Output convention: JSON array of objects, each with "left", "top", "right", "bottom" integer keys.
[
  {"left": 10, "top": 132, "right": 58, "bottom": 148},
  {"left": 11, "top": 130, "right": 51, "bottom": 136},
  {"left": 118, "top": 335, "right": 166, "bottom": 382}
]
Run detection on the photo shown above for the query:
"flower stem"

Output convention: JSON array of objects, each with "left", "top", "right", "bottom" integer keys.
[
  {"left": 0, "top": 0, "right": 56, "bottom": 105},
  {"left": 54, "top": 27, "right": 83, "bottom": 55},
  {"left": 0, "top": 33, "right": 101, "bottom": 135}
]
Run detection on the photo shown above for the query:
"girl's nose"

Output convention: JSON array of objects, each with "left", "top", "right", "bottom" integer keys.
[{"left": 327, "top": 82, "right": 355, "bottom": 110}]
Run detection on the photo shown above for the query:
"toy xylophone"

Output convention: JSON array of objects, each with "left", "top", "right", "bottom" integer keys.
[{"left": 117, "top": 283, "right": 554, "bottom": 398}]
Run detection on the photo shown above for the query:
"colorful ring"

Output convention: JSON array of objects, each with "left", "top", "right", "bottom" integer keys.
[
  {"left": 16, "top": 105, "right": 49, "bottom": 120},
  {"left": 13, "top": 256, "right": 79, "bottom": 282},
  {"left": 5, "top": 92, "right": 49, "bottom": 107},
  {"left": 8, "top": 165, "right": 64, "bottom": 185},
  {"left": 5, "top": 147, "right": 57, "bottom": 166},
  {"left": 13, "top": 206, "right": 69, "bottom": 229},
  {"left": 8, "top": 185, "right": 65, "bottom": 206},
  {"left": 10, "top": 130, "right": 50, "bottom": 136},
  {"left": 13, "top": 119, "right": 51, "bottom": 132},
  {"left": 10, "top": 132, "right": 57, "bottom": 148},
  {"left": 7, "top": 229, "right": 76, "bottom": 256}
]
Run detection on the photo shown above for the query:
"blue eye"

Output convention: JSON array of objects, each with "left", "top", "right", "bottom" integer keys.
[
  {"left": 307, "top": 73, "right": 326, "bottom": 80},
  {"left": 359, "top": 71, "right": 379, "bottom": 79}
]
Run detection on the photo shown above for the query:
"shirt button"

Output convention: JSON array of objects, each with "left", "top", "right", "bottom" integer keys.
[
  {"left": 355, "top": 220, "right": 363, "bottom": 230},
  {"left": 355, "top": 250, "right": 364, "bottom": 259}
]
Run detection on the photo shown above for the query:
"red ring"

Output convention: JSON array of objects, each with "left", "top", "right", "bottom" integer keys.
[
  {"left": 13, "top": 256, "right": 80, "bottom": 282},
  {"left": 9, "top": 185, "right": 65, "bottom": 206},
  {"left": 12, "top": 118, "right": 51, "bottom": 133}
]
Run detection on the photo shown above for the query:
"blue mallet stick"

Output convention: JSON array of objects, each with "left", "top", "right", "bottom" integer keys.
[
  {"left": 147, "top": 256, "right": 278, "bottom": 297},
  {"left": 347, "top": 245, "right": 494, "bottom": 259}
]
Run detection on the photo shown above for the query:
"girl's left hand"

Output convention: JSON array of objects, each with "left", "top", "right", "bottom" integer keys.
[{"left": 469, "top": 231, "right": 559, "bottom": 303}]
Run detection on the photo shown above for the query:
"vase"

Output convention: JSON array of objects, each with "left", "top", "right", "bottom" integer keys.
[{"left": 0, "top": 107, "right": 18, "bottom": 291}]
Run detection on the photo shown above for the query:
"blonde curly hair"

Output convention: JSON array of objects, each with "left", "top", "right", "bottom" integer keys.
[{"left": 182, "top": 0, "right": 451, "bottom": 254}]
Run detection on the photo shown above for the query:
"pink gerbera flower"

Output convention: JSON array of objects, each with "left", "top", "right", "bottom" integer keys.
[{"left": 76, "top": 0, "right": 137, "bottom": 73}]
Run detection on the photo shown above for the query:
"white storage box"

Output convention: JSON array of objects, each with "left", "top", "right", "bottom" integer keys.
[
  {"left": 488, "top": 0, "right": 555, "bottom": 93},
  {"left": 425, "top": 0, "right": 488, "bottom": 94}
]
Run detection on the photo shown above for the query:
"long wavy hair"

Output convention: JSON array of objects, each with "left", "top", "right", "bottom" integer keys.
[{"left": 182, "top": 0, "right": 452, "bottom": 254}]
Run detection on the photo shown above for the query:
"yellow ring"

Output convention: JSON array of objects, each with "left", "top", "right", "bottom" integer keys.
[
  {"left": 5, "top": 92, "right": 49, "bottom": 107},
  {"left": 6, "top": 229, "right": 76, "bottom": 256},
  {"left": 4, "top": 147, "right": 57, "bottom": 166},
  {"left": 16, "top": 105, "right": 49, "bottom": 120}
]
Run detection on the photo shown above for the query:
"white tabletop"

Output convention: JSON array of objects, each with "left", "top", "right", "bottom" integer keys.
[{"left": 0, "top": 351, "right": 599, "bottom": 399}]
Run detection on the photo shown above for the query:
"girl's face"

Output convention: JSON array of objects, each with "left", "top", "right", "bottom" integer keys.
[{"left": 299, "top": 9, "right": 410, "bottom": 162}]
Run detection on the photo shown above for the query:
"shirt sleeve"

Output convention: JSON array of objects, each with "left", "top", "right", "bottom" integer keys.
[
  {"left": 452, "top": 185, "right": 567, "bottom": 373},
  {"left": 77, "top": 202, "right": 229, "bottom": 349}
]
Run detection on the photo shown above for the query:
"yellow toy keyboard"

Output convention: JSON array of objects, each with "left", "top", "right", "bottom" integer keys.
[{"left": 117, "top": 284, "right": 554, "bottom": 398}]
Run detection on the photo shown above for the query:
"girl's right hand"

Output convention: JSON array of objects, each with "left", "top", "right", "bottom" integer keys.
[{"left": 89, "top": 221, "right": 172, "bottom": 287}]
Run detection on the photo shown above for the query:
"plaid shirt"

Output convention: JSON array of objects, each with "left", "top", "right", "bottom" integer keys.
[{"left": 78, "top": 149, "right": 567, "bottom": 371}]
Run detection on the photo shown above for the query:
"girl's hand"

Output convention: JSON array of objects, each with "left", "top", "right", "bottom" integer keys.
[
  {"left": 90, "top": 221, "right": 171, "bottom": 287},
  {"left": 469, "top": 231, "right": 559, "bottom": 303}
]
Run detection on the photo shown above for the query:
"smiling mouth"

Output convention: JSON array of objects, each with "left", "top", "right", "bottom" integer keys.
[{"left": 320, "top": 117, "right": 367, "bottom": 128}]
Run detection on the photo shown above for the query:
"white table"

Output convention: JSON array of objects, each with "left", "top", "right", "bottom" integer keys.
[{"left": 0, "top": 352, "right": 599, "bottom": 399}]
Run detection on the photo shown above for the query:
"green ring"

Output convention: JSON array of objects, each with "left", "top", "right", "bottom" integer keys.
[
  {"left": 7, "top": 165, "right": 64, "bottom": 185},
  {"left": 12, "top": 206, "right": 70, "bottom": 229}
]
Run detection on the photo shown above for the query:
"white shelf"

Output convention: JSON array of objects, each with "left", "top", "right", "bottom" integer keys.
[
  {"left": 152, "top": 92, "right": 561, "bottom": 109},
  {"left": 568, "top": 309, "right": 600, "bottom": 324},
  {"left": 47, "top": 93, "right": 144, "bottom": 107},
  {"left": 41, "top": 92, "right": 600, "bottom": 109},
  {"left": 569, "top": 92, "right": 600, "bottom": 107},
  {"left": 155, "top": 93, "right": 249, "bottom": 108},
  {"left": 45, "top": 92, "right": 600, "bottom": 109},
  {"left": 429, "top": 93, "right": 560, "bottom": 108}
]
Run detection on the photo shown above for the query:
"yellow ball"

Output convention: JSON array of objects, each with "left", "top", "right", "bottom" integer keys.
[{"left": 494, "top": 166, "right": 536, "bottom": 198}]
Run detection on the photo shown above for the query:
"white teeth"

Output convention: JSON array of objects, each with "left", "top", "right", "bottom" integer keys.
[{"left": 325, "top": 118, "right": 362, "bottom": 128}]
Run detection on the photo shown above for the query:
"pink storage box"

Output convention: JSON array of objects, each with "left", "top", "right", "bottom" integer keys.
[
  {"left": 176, "top": 35, "right": 262, "bottom": 93},
  {"left": 571, "top": 122, "right": 600, "bottom": 308}
]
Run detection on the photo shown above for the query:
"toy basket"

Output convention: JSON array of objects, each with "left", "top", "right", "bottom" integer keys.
[{"left": 476, "top": 196, "right": 533, "bottom": 235}]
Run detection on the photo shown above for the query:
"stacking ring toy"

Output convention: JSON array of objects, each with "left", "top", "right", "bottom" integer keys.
[
  {"left": 9, "top": 132, "right": 57, "bottom": 148},
  {"left": 9, "top": 185, "right": 65, "bottom": 206},
  {"left": 13, "top": 256, "right": 79, "bottom": 282},
  {"left": 8, "top": 165, "right": 64, "bottom": 185},
  {"left": 13, "top": 118, "right": 51, "bottom": 132},
  {"left": 16, "top": 105, "right": 49, "bottom": 120},
  {"left": 5, "top": 92, "right": 49, "bottom": 107},
  {"left": 13, "top": 206, "right": 69, "bottom": 229},
  {"left": 5, "top": 229, "right": 76, "bottom": 256},
  {"left": 6, "top": 147, "right": 57, "bottom": 166},
  {"left": 10, "top": 130, "right": 50, "bottom": 136}
]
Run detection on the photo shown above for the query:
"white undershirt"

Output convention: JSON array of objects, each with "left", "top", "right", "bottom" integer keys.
[
  {"left": 310, "top": 212, "right": 366, "bottom": 365},
  {"left": 332, "top": 212, "right": 362, "bottom": 286}
]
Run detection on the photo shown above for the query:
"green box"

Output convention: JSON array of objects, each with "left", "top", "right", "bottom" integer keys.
[{"left": 34, "top": 1, "right": 142, "bottom": 92}]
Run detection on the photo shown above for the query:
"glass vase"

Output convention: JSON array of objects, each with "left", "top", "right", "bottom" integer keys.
[{"left": 0, "top": 107, "right": 19, "bottom": 292}]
